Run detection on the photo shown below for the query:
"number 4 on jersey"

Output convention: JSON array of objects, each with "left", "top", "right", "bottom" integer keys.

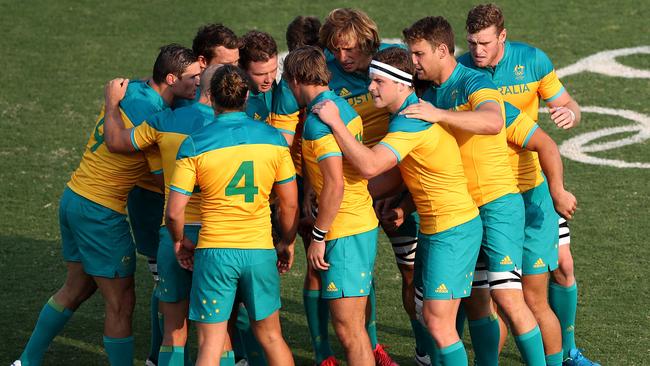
[{"left": 226, "top": 161, "right": 259, "bottom": 202}]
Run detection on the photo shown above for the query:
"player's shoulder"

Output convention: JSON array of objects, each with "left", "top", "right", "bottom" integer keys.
[
  {"left": 508, "top": 41, "right": 552, "bottom": 67},
  {"left": 165, "top": 103, "right": 215, "bottom": 134},
  {"left": 246, "top": 118, "right": 290, "bottom": 148},
  {"left": 272, "top": 79, "right": 299, "bottom": 113},
  {"left": 457, "top": 63, "right": 498, "bottom": 92},
  {"left": 121, "top": 80, "right": 167, "bottom": 124},
  {"left": 457, "top": 51, "right": 474, "bottom": 67},
  {"left": 389, "top": 94, "right": 432, "bottom": 133}
]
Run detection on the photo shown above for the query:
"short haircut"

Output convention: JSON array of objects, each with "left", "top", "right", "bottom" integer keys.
[
  {"left": 403, "top": 16, "right": 455, "bottom": 55},
  {"left": 209, "top": 65, "right": 251, "bottom": 110},
  {"left": 373, "top": 47, "right": 415, "bottom": 77},
  {"left": 282, "top": 46, "right": 330, "bottom": 86},
  {"left": 286, "top": 16, "right": 322, "bottom": 52},
  {"left": 152, "top": 44, "right": 197, "bottom": 84},
  {"left": 200, "top": 64, "right": 222, "bottom": 95},
  {"left": 239, "top": 30, "right": 278, "bottom": 69},
  {"left": 320, "top": 8, "right": 380, "bottom": 55},
  {"left": 192, "top": 24, "right": 239, "bottom": 64},
  {"left": 466, "top": 3, "right": 505, "bottom": 34}
]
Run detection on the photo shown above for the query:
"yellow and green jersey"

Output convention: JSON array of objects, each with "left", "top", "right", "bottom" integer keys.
[
  {"left": 458, "top": 41, "right": 565, "bottom": 121},
  {"left": 422, "top": 63, "right": 518, "bottom": 207},
  {"left": 503, "top": 102, "right": 544, "bottom": 192},
  {"left": 131, "top": 102, "right": 216, "bottom": 225},
  {"left": 246, "top": 79, "right": 300, "bottom": 128},
  {"left": 170, "top": 111, "right": 296, "bottom": 250},
  {"left": 326, "top": 43, "right": 402, "bottom": 147},
  {"left": 301, "top": 90, "right": 377, "bottom": 240},
  {"left": 67, "top": 80, "right": 169, "bottom": 214},
  {"left": 378, "top": 93, "right": 478, "bottom": 235}
]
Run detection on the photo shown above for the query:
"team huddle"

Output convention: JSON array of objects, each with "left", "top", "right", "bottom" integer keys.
[{"left": 14, "top": 4, "right": 602, "bottom": 366}]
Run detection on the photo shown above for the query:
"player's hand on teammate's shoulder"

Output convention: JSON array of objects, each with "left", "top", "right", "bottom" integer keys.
[
  {"left": 551, "top": 189, "right": 578, "bottom": 220},
  {"left": 275, "top": 241, "right": 295, "bottom": 274},
  {"left": 549, "top": 106, "right": 577, "bottom": 129},
  {"left": 400, "top": 98, "right": 441, "bottom": 124},
  {"left": 307, "top": 239, "right": 329, "bottom": 271},
  {"left": 312, "top": 100, "right": 342, "bottom": 127},
  {"left": 104, "top": 78, "right": 129, "bottom": 107},
  {"left": 174, "top": 236, "right": 196, "bottom": 271}
]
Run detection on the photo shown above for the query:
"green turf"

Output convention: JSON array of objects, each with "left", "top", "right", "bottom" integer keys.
[{"left": 1, "top": 0, "right": 649, "bottom": 365}]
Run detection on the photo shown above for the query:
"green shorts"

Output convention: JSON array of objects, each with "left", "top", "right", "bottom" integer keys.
[
  {"left": 478, "top": 193, "right": 525, "bottom": 273},
  {"left": 189, "top": 248, "right": 280, "bottom": 323},
  {"left": 521, "top": 180, "right": 560, "bottom": 275},
  {"left": 156, "top": 225, "right": 199, "bottom": 302},
  {"left": 321, "top": 228, "right": 378, "bottom": 299},
  {"left": 127, "top": 185, "right": 164, "bottom": 258},
  {"left": 60, "top": 187, "right": 135, "bottom": 278},
  {"left": 415, "top": 216, "right": 481, "bottom": 300}
]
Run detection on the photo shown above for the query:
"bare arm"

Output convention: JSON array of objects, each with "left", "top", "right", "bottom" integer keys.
[
  {"left": 165, "top": 190, "right": 195, "bottom": 270},
  {"left": 526, "top": 128, "right": 577, "bottom": 219},
  {"left": 307, "top": 156, "right": 344, "bottom": 271},
  {"left": 273, "top": 179, "right": 299, "bottom": 274},
  {"left": 103, "top": 78, "right": 138, "bottom": 153},
  {"left": 400, "top": 99, "right": 503, "bottom": 135},
  {"left": 312, "top": 100, "right": 398, "bottom": 178},
  {"left": 547, "top": 91, "right": 581, "bottom": 129}
]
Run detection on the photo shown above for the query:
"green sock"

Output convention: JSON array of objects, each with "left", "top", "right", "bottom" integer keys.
[
  {"left": 456, "top": 304, "right": 466, "bottom": 338},
  {"left": 103, "top": 335, "right": 134, "bottom": 366},
  {"left": 549, "top": 281, "right": 578, "bottom": 358},
  {"left": 439, "top": 341, "right": 468, "bottom": 366},
  {"left": 220, "top": 350, "right": 235, "bottom": 366},
  {"left": 412, "top": 319, "right": 441, "bottom": 365},
  {"left": 514, "top": 326, "right": 546, "bottom": 366},
  {"left": 237, "top": 306, "right": 267, "bottom": 366},
  {"left": 303, "top": 289, "right": 333, "bottom": 363},
  {"left": 20, "top": 297, "right": 74, "bottom": 365},
  {"left": 159, "top": 345, "right": 185, "bottom": 366},
  {"left": 366, "top": 284, "right": 378, "bottom": 349},
  {"left": 149, "top": 291, "right": 163, "bottom": 363},
  {"left": 545, "top": 351, "right": 563, "bottom": 366},
  {"left": 468, "top": 314, "right": 500, "bottom": 366}
]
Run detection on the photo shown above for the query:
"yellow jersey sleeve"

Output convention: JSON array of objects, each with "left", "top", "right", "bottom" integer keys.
[
  {"left": 275, "top": 148, "right": 297, "bottom": 184},
  {"left": 169, "top": 155, "right": 198, "bottom": 196}
]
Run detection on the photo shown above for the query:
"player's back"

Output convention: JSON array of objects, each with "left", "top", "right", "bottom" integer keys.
[
  {"left": 172, "top": 111, "right": 295, "bottom": 249},
  {"left": 423, "top": 63, "right": 518, "bottom": 206},
  {"left": 67, "top": 80, "right": 168, "bottom": 213},
  {"left": 301, "top": 90, "right": 378, "bottom": 240},
  {"left": 133, "top": 102, "right": 216, "bottom": 224}
]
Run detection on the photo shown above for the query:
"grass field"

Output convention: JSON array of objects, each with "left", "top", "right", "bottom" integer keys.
[{"left": 1, "top": 0, "right": 649, "bottom": 365}]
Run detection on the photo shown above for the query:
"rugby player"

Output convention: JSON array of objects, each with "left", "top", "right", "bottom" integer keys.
[
  {"left": 459, "top": 4, "right": 597, "bottom": 365},
  {"left": 401, "top": 17, "right": 546, "bottom": 365},
  {"left": 166, "top": 65, "right": 298, "bottom": 366},
  {"left": 102, "top": 65, "right": 231, "bottom": 366},
  {"left": 320, "top": 9, "right": 414, "bottom": 365},
  {"left": 12, "top": 44, "right": 200, "bottom": 366},
  {"left": 283, "top": 46, "right": 379, "bottom": 366},
  {"left": 313, "top": 46, "right": 482, "bottom": 366}
]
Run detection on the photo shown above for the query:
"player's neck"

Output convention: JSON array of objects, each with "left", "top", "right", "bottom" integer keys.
[
  {"left": 489, "top": 42, "right": 506, "bottom": 68},
  {"left": 303, "top": 85, "right": 330, "bottom": 105},
  {"left": 148, "top": 79, "right": 175, "bottom": 106},
  {"left": 387, "top": 91, "right": 410, "bottom": 114},
  {"left": 434, "top": 58, "right": 458, "bottom": 86}
]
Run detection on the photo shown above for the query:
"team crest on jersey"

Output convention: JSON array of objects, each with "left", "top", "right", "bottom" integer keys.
[
  {"left": 514, "top": 65, "right": 525, "bottom": 80},
  {"left": 339, "top": 87, "right": 351, "bottom": 97},
  {"left": 450, "top": 89, "right": 458, "bottom": 104}
]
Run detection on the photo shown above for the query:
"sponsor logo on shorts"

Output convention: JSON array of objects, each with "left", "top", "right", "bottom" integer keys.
[
  {"left": 253, "top": 112, "right": 262, "bottom": 121},
  {"left": 435, "top": 283, "right": 449, "bottom": 294},
  {"left": 500, "top": 256, "right": 513, "bottom": 265},
  {"left": 121, "top": 255, "right": 131, "bottom": 265},
  {"left": 533, "top": 258, "right": 546, "bottom": 268},
  {"left": 566, "top": 325, "right": 575, "bottom": 333},
  {"left": 339, "top": 87, "right": 351, "bottom": 97},
  {"left": 326, "top": 282, "right": 338, "bottom": 292}
]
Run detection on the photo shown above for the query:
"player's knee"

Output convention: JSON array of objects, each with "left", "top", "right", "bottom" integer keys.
[
  {"left": 256, "top": 328, "right": 284, "bottom": 348},
  {"left": 332, "top": 320, "right": 363, "bottom": 348},
  {"left": 557, "top": 254, "right": 575, "bottom": 278},
  {"left": 491, "top": 289, "right": 526, "bottom": 314},
  {"left": 522, "top": 288, "right": 549, "bottom": 314},
  {"left": 57, "top": 280, "right": 97, "bottom": 310},
  {"left": 105, "top": 291, "right": 135, "bottom": 319}
]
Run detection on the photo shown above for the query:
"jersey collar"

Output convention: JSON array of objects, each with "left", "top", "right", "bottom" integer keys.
[
  {"left": 215, "top": 111, "right": 248, "bottom": 122},
  {"left": 308, "top": 90, "right": 338, "bottom": 110}
]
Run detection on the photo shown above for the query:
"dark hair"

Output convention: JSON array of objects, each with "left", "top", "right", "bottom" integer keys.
[
  {"left": 466, "top": 3, "right": 505, "bottom": 34},
  {"left": 209, "top": 65, "right": 251, "bottom": 110},
  {"left": 152, "top": 44, "right": 197, "bottom": 84},
  {"left": 286, "top": 16, "right": 322, "bottom": 51},
  {"left": 402, "top": 16, "right": 455, "bottom": 55},
  {"left": 373, "top": 47, "right": 415, "bottom": 77},
  {"left": 282, "top": 46, "right": 330, "bottom": 86},
  {"left": 239, "top": 30, "right": 278, "bottom": 69},
  {"left": 192, "top": 24, "right": 240, "bottom": 64}
]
